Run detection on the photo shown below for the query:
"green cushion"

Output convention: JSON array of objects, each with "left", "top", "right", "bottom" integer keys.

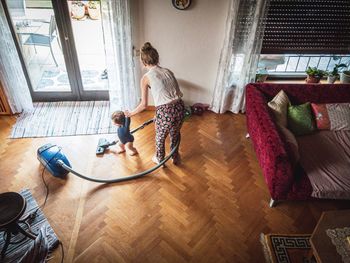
[{"left": 287, "top": 102, "right": 316, "bottom": 136}]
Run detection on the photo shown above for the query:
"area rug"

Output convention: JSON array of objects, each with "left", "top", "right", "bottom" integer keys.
[
  {"left": 0, "top": 189, "right": 59, "bottom": 263},
  {"left": 260, "top": 233, "right": 316, "bottom": 263},
  {"left": 10, "top": 101, "right": 117, "bottom": 138}
]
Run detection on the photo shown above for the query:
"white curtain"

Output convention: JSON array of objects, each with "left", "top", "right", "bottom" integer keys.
[
  {"left": 0, "top": 1, "right": 33, "bottom": 113},
  {"left": 211, "top": 0, "right": 269, "bottom": 114},
  {"left": 101, "top": 0, "right": 137, "bottom": 113}
]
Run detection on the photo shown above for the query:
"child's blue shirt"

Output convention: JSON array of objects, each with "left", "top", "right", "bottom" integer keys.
[{"left": 117, "top": 117, "right": 134, "bottom": 144}]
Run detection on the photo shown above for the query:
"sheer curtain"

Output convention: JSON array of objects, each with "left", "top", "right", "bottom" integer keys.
[
  {"left": 211, "top": 0, "right": 269, "bottom": 114},
  {"left": 101, "top": 0, "right": 137, "bottom": 113},
  {"left": 0, "top": 1, "right": 33, "bottom": 113}
]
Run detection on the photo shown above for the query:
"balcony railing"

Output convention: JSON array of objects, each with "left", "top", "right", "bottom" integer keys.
[{"left": 262, "top": 55, "right": 350, "bottom": 77}]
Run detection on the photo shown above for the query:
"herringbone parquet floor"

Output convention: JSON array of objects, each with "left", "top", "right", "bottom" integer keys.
[{"left": 1, "top": 111, "right": 349, "bottom": 263}]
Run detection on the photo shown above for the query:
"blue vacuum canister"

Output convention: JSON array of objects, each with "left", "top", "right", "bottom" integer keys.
[{"left": 37, "top": 143, "right": 71, "bottom": 178}]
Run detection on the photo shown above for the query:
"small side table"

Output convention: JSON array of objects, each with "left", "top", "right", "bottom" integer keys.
[
  {"left": 0, "top": 192, "right": 36, "bottom": 259},
  {"left": 310, "top": 209, "right": 350, "bottom": 263}
]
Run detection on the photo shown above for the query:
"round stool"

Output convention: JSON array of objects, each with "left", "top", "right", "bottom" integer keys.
[{"left": 0, "top": 192, "right": 36, "bottom": 258}]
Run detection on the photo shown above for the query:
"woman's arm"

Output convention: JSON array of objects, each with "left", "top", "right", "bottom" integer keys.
[
  {"left": 124, "top": 117, "right": 130, "bottom": 131},
  {"left": 128, "top": 75, "right": 149, "bottom": 117}
]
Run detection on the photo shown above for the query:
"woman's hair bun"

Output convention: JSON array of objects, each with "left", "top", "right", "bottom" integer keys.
[
  {"left": 142, "top": 42, "right": 153, "bottom": 51},
  {"left": 140, "top": 42, "right": 159, "bottom": 65}
]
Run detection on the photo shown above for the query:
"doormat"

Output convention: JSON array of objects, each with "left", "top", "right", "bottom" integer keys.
[
  {"left": 0, "top": 189, "right": 59, "bottom": 263},
  {"left": 260, "top": 233, "right": 316, "bottom": 263},
  {"left": 10, "top": 101, "right": 117, "bottom": 138}
]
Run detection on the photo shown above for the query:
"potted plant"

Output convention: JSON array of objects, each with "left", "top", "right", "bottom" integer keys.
[
  {"left": 340, "top": 70, "right": 350, "bottom": 84},
  {"left": 255, "top": 68, "right": 268, "bottom": 83},
  {"left": 305, "top": 66, "right": 326, "bottom": 83},
  {"left": 326, "top": 63, "right": 347, "bottom": 84},
  {"left": 87, "top": 1, "right": 100, "bottom": 20}
]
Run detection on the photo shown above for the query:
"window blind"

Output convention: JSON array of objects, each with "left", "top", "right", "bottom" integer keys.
[{"left": 261, "top": 0, "right": 350, "bottom": 54}]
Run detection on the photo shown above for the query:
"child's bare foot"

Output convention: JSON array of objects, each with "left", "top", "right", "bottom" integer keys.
[
  {"left": 126, "top": 143, "right": 137, "bottom": 156},
  {"left": 116, "top": 143, "right": 125, "bottom": 154}
]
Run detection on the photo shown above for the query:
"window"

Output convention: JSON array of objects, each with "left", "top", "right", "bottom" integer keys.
[
  {"left": 262, "top": 55, "right": 350, "bottom": 77},
  {"left": 258, "top": 0, "right": 350, "bottom": 78}
]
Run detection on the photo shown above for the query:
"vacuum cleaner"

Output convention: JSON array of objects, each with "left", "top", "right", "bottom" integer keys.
[{"left": 37, "top": 118, "right": 179, "bottom": 183}]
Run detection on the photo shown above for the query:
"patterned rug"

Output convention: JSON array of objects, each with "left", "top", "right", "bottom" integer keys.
[
  {"left": 260, "top": 233, "right": 316, "bottom": 263},
  {"left": 0, "top": 189, "right": 59, "bottom": 263},
  {"left": 10, "top": 101, "right": 117, "bottom": 138}
]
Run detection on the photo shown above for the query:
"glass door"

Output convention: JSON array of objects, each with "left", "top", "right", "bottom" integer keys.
[
  {"left": 67, "top": 0, "right": 108, "bottom": 95},
  {"left": 3, "top": 0, "right": 109, "bottom": 101}
]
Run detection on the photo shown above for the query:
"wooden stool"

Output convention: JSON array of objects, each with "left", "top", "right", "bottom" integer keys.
[{"left": 0, "top": 192, "right": 36, "bottom": 258}]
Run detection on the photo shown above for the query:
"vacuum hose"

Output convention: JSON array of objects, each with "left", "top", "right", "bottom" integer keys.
[
  {"left": 54, "top": 117, "right": 180, "bottom": 183},
  {"left": 56, "top": 140, "right": 179, "bottom": 183}
]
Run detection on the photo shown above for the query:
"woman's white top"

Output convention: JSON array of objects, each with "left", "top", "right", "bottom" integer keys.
[{"left": 145, "top": 66, "right": 183, "bottom": 107}]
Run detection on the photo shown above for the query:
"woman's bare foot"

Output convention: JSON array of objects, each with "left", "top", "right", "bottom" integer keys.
[
  {"left": 172, "top": 154, "right": 181, "bottom": 165},
  {"left": 152, "top": 155, "right": 160, "bottom": 164},
  {"left": 127, "top": 149, "right": 138, "bottom": 156}
]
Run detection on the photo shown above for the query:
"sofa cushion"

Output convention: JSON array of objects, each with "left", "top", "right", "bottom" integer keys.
[
  {"left": 268, "top": 90, "right": 290, "bottom": 127},
  {"left": 327, "top": 103, "right": 350, "bottom": 130},
  {"left": 297, "top": 130, "right": 350, "bottom": 199},
  {"left": 311, "top": 103, "right": 330, "bottom": 130},
  {"left": 311, "top": 103, "right": 350, "bottom": 130},
  {"left": 288, "top": 102, "right": 316, "bottom": 135}
]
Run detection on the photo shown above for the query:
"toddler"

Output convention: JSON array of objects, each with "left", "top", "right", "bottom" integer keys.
[{"left": 111, "top": 111, "right": 138, "bottom": 156}]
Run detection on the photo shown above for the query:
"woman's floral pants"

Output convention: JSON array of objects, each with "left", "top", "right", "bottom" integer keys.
[{"left": 155, "top": 100, "right": 185, "bottom": 161}]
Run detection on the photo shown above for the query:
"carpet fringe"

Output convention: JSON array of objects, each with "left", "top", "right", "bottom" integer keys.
[{"left": 260, "top": 233, "right": 273, "bottom": 263}]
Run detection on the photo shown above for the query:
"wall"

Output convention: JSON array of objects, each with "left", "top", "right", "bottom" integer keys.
[{"left": 133, "top": 0, "right": 229, "bottom": 105}]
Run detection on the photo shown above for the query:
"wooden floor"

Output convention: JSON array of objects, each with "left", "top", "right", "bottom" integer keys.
[{"left": 1, "top": 111, "right": 349, "bottom": 263}]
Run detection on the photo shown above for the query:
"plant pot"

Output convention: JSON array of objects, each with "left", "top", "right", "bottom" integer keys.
[
  {"left": 340, "top": 72, "right": 350, "bottom": 84},
  {"left": 88, "top": 7, "right": 100, "bottom": 20},
  {"left": 256, "top": 74, "right": 268, "bottom": 83},
  {"left": 327, "top": 75, "right": 337, "bottom": 84},
  {"left": 306, "top": 75, "right": 321, "bottom": 84},
  {"left": 71, "top": 3, "right": 86, "bottom": 20}
]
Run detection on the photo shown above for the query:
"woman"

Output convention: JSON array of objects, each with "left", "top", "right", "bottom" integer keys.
[{"left": 126, "top": 42, "right": 185, "bottom": 165}]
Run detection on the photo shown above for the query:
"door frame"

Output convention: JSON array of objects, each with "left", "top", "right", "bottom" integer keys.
[{"left": 2, "top": 0, "right": 109, "bottom": 102}]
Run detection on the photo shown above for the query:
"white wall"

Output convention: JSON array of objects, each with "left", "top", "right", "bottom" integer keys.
[{"left": 132, "top": 0, "right": 229, "bottom": 105}]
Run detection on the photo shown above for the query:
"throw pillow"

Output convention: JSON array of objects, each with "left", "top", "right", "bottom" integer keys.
[
  {"left": 268, "top": 90, "right": 291, "bottom": 127},
  {"left": 327, "top": 103, "right": 350, "bottom": 130},
  {"left": 311, "top": 103, "right": 350, "bottom": 130},
  {"left": 288, "top": 102, "right": 316, "bottom": 136},
  {"left": 311, "top": 103, "right": 330, "bottom": 130}
]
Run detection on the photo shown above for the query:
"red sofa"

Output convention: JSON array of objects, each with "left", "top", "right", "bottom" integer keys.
[{"left": 245, "top": 83, "right": 350, "bottom": 206}]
